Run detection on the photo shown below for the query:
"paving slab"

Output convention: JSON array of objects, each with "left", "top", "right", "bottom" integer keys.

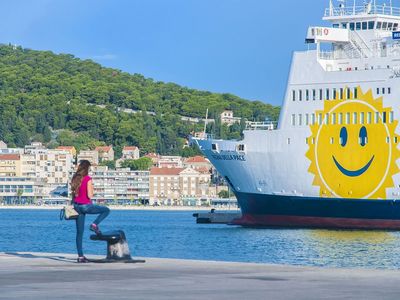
[{"left": 1, "top": 252, "right": 400, "bottom": 299}]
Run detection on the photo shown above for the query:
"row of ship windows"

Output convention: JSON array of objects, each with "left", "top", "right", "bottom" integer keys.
[
  {"left": 292, "top": 87, "right": 391, "bottom": 101},
  {"left": 301, "top": 136, "right": 398, "bottom": 145},
  {"left": 291, "top": 111, "right": 394, "bottom": 127},
  {"left": 332, "top": 21, "right": 398, "bottom": 31}
]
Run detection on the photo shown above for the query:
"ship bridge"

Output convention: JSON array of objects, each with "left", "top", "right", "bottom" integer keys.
[{"left": 307, "top": 0, "right": 400, "bottom": 67}]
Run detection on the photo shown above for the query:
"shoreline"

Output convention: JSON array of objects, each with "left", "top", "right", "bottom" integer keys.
[{"left": 0, "top": 205, "right": 240, "bottom": 211}]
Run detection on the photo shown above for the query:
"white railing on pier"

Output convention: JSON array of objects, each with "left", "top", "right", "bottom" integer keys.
[{"left": 325, "top": 5, "right": 400, "bottom": 17}]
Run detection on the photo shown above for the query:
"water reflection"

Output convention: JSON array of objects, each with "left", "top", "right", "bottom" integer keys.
[{"left": 307, "top": 230, "right": 400, "bottom": 269}]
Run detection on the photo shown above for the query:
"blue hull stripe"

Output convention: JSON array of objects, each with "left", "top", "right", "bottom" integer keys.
[{"left": 236, "top": 193, "right": 400, "bottom": 220}]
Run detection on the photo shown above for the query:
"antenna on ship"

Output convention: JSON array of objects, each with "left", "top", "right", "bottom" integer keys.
[{"left": 329, "top": 0, "right": 334, "bottom": 16}]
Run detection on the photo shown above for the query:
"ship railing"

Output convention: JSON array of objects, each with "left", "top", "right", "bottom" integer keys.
[
  {"left": 318, "top": 43, "right": 400, "bottom": 60},
  {"left": 245, "top": 121, "right": 276, "bottom": 131},
  {"left": 324, "top": 5, "right": 400, "bottom": 18}
]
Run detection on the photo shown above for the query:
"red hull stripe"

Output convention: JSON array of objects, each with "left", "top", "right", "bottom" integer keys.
[{"left": 233, "top": 214, "right": 400, "bottom": 230}]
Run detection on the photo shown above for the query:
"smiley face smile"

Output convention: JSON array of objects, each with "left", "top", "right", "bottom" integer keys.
[{"left": 332, "top": 155, "right": 375, "bottom": 177}]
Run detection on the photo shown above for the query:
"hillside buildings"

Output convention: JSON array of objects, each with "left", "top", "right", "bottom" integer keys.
[
  {"left": 220, "top": 110, "right": 242, "bottom": 126},
  {"left": 0, "top": 140, "right": 225, "bottom": 206}
]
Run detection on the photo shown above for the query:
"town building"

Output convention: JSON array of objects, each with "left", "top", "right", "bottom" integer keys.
[
  {"left": 56, "top": 146, "right": 77, "bottom": 157},
  {"left": 0, "top": 177, "right": 46, "bottom": 204},
  {"left": 157, "top": 156, "right": 183, "bottom": 168},
  {"left": 90, "top": 166, "right": 150, "bottom": 204},
  {"left": 95, "top": 145, "right": 114, "bottom": 162},
  {"left": 122, "top": 146, "right": 140, "bottom": 160},
  {"left": 183, "top": 156, "right": 212, "bottom": 174},
  {"left": 0, "top": 154, "right": 22, "bottom": 177},
  {"left": 220, "top": 110, "right": 242, "bottom": 126},
  {"left": 149, "top": 167, "right": 211, "bottom": 205},
  {"left": 77, "top": 150, "right": 99, "bottom": 165}
]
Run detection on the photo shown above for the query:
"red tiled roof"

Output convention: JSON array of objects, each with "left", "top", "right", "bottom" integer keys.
[
  {"left": 185, "top": 156, "right": 208, "bottom": 163},
  {"left": 150, "top": 167, "right": 184, "bottom": 176},
  {"left": 95, "top": 146, "right": 112, "bottom": 152},
  {"left": 145, "top": 153, "right": 159, "bottom": 158},
  {"left": 0, "top": 154, "right": 20, "bottom": 160},
  {"left": 197, "top": 166, "right": 211, "bottom": 174},
  {"left": 123, "top": 146, "right": 138, "bottom": 151}
]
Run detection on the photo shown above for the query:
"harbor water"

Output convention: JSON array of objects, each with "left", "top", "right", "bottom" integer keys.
[{"left": 1, "top": 209, "right": 400, "bottom": 269}]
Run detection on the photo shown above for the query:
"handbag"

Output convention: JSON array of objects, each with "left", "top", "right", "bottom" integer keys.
[{"left": 60, "top": 203, "right": 79, "bottom": 220}]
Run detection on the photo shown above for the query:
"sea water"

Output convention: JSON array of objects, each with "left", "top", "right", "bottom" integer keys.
[{"left": 1, "top": 209, "right": 400, "bottom": 269}]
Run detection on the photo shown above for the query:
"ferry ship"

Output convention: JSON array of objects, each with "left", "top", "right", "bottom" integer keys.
[{"left": 193, "top": 0, "right": 400, "bottom": 229}]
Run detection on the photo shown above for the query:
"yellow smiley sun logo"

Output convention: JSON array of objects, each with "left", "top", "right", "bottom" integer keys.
[{"left": 306, "top": 87, "right": 400, "bottom": 199}]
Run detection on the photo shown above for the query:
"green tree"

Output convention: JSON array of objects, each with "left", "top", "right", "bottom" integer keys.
[
  {"left": 99, "top": 160, "right": 116, "bottom": 169},
  {"left": 120, "top": 157, "right": 152, "bottom": 170}
]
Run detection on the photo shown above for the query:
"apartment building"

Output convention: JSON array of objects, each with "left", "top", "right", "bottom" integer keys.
[
  {"left": 157, "top": 156, "right": 183, "bottom": 168},
  {"left": 77, "top": 150, "right": 99, "bottom": 165},
  {"left": 91, "top": 166, "right": 150, "bottom": 204},
  {"left": 0, "top": 154, "right": 22, "bottom": 177}
]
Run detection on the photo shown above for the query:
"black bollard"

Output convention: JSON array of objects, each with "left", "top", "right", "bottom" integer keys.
[{"left": 90, "top": 230, "right": 145, "bottom": 263}]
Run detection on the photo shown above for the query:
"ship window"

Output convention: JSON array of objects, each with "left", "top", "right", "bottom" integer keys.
[
  {"left": 311, "top": 113, "right": 316, "bottom": 125},
  {"left": 305, "top": 113, "right": 309, "bottom": 125},
  {"left": 312, "top": 89, "right": 316, "bottom": 101},
  {"left": 382, "top": 87, "right": 385, "bottom": 94},
  {"left": 325, "top": 113, "right": 329, "bottom": 125},
  {"left": 376, "top": 22, "right": 382, "bottom": 29},
  {"left": 299, "top": 90, "right": 303, "bottom": 101},
  {"left": 388, "top": 87, "right": 391, "bottom": 94},
  {"left": 353, "top": 112, "right": 357, "bottom": 124},
  {"left": 383, "top": 112, "right": 387, "bottom": 123},
  {"left": 394, "top": 23, "right": 398, "bottom": 31},
  {"left": 341, "top": 23, "right": 347, "bottom": 29},
  {"left": 332, "top": 113, "right": 336, "bottom": 125},
  {"left": 211, "top": 143, "right": 219, "bottom": 152},
  {"left": 390, "top": 111, "right": 394, "bottom": 123},
  {"left": 319, "top": 89, "right": 323, "bottom": 100},
  {"left": 382, "top": 22, "right": 388, "bottom": 30},
  {"left": 345, "top": 113, "right": 350, "bottom": 124},
  {"left": 350, "top": 22, "right": 355, "bottom": 30},
  {"left": 306, "top": 90, "right": 309, "bottom": 101},
  {"left": 360, "top": 112, "right": 365, "bottom": 124},
  {"left": 377, "top": 87, "right": 380, "bottom": 95},
  {"left": 291, "top": 114, "right": 296, "bottom": 126},
  {"left": 298, "top": 114, "right": 302, "bottom": 126},
  {"left": 326, "top": 88, "right": 330, "bottom": 100},
  {"left": 287, "top": 138, "right": 291, "bottom": 145},
  {"left": 368, "top": 21, "right": 375, "bottom": 30},
  {"left": 362, "top": 22, "right": 367, "bottom": 30},
  {"left": 367, "top": 112, "right": 372, "bottom": 124},
  {"left": 333, "top": 23, "right": 339, "bottom": 28},
  {"left": 340, "top": 88, "right": 344, "bottom": 99},
  {"left": 333, "top": 88, "right": 337, "bottom": 99},
  {"left": 292, "top": 90, "right": 296, "bottom": 101},
  {"left": 318, "top": 113, "right": 323, "bottom": 125},
  {"left": 388, "top": 23, "right": 393, "bottom": 31},
  {"left": 375, "top": 112, "right": 380, "bottom": 123},
  {"left": 237, "top": 144, "right": 245, "bottom": 152},
  {"left": 346, "top": 88, "right": 351, "bottom": 99},
  {"left": 338, "top": 113, "right": 343, "bottom": 125},
  {"left": 354, "top": 87, "right": 358, "bottom": 98},
  {"left": 356, "top": 22, "right": 361, "bottom": 30}
]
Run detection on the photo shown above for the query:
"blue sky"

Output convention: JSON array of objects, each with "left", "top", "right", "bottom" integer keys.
[{"left": 0, "top": 0, "right": 331, "bottom": 106}]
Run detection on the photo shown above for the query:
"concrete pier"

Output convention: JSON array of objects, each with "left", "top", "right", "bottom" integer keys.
[{"left": 2, "top": 252, "right": 400, "bottom": 299}]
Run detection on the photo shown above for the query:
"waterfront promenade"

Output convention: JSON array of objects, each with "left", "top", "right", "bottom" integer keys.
[{"left": 1, "top": 252, "right": 400, "bottom": 299}]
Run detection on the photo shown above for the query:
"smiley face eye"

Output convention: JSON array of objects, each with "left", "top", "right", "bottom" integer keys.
[
  {"left": 359, "top": 126, "right": 368, "bottom": 146},
  {"left": 340, "top": 127, "right": 347, "bottom": 147}
]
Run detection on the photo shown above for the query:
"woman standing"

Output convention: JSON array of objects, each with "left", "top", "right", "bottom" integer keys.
[{"left": 71, "top": 160, "right": 110, "bottom": 263}]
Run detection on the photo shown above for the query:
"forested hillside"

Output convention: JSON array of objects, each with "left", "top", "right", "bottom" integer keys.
[{"left": 0, "top": 44, "right": 280, "bottom": 156}]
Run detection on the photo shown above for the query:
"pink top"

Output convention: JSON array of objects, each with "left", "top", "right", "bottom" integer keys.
[{"left": 74, "top": 175, "right": 92, "bottom": 204}]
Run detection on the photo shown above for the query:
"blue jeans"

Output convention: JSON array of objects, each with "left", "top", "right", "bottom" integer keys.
[{"left": 74, "top": 204, "right": 110, "bottom": 257}]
